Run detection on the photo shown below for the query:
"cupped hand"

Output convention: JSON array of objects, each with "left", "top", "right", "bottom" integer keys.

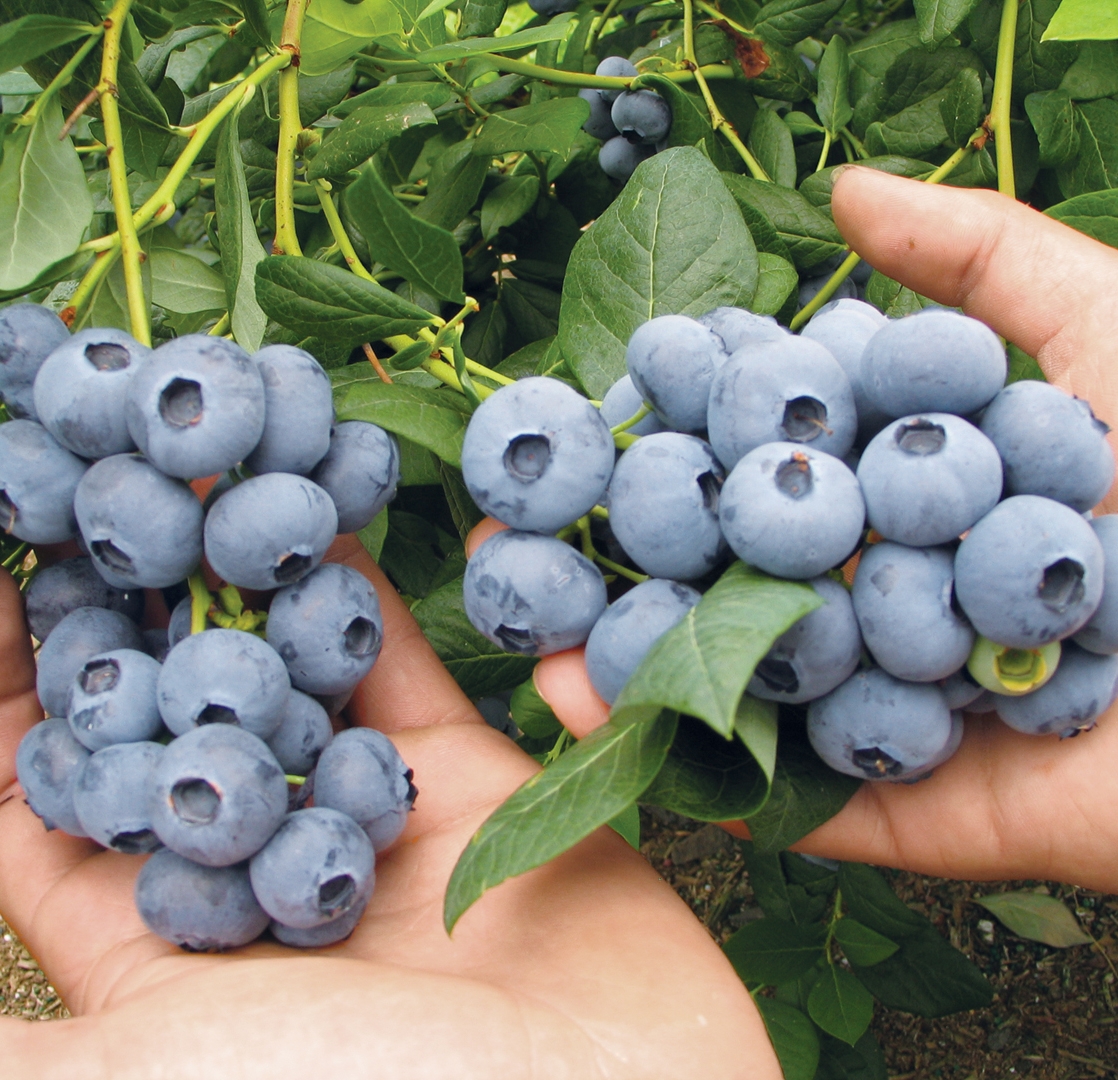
[
  {"left": 0, "top": 534, "right": 776, "bottom": 1079},
  {"left": 534, "top": 169, "right": 1118, "bottom": 896}
]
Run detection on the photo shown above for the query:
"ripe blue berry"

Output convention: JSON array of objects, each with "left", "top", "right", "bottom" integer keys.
[
  {"left": 698, "top": 306, "right": 786, "bottom": 353},
  {"left": 24, "top": 557, "right": 143, "bottom": 643},
  {"left": 611, "top": 89, "right": 671, "bottom": 144},
  {"left": 67, "top": 648, "right": 164, "bottom": 751},
  {"left": 73, "top": 740, "right": 164, "bottom": 852},
  {"left": 271, "top": 896, "right": 368, "bottom": 948},
  {"left": 309, "top": 421, "right": 400, "bottom": 534},
  {"left": 599, "top": 375, "right": 665, "bottom": 437},
  {"left": 580, "top": 88, "right": 619, "bottom": 141},
  {"left": 15, "top": 718, "right": 90, "bottom": 835},
  {"left": 1075, "top": 515, "right": 1118, "bottom": 655},
  {"left": 265, "top": 690, "right": 333, "bottom": 775},
  {"left": 0, "top": 420, "right": 87, "bottom": 544},
  {"left": 598, "top": 136, "right": 654, "bottom": 181},
  {"left": 0, "top": 303, "right": 69, "bottom": 419},
  {"left": 596, "top": 56, "right": 637, "bottom": 102}
]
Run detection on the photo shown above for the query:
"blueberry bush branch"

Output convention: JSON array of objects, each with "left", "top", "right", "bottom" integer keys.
[
  {"left": 991, "top": 0, "right": 1019, "bottom": 198},
  {"left": 274, "top": 0, "right": 310, "bottom": 256}
]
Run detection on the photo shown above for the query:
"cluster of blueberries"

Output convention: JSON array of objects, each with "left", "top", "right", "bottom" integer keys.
[
  {"left": 578, "top": 57, "right": 673, "bottom": 182},
  {"left": 460, "top": 299, "right": 1118, "bottom": 782},
  {"left": 0, "top": 304, "right": 415, "bottom": 951}
]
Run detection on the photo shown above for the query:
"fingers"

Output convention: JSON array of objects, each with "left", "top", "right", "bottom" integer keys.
[
  {"left": 465, "top": 517, "right": 507, "bottom": 558},
  {"left": 832, "top": 169, "right": 1118, "bottom": 461},
  {"left": 0, "top": 570, "right": 43, "bottom": 790},
  {"left": 325, "top": 535, "right": 480, "bottom": 732},
  {"left": 533, "top": 650, "right": 610, "bottom": 739}
]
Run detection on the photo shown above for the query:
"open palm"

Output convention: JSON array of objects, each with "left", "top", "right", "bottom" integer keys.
[{"left": 0, "top": 534, "right": 777, "bottom": 1078}]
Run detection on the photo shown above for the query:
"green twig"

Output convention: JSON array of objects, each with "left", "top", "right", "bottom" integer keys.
[
  {"left": 207, "top": 311, "right": 231, "bottom": 336},
  {"left": 595, "top": 554, "right": 649, "bottom": 584},
  {"left": 314, "top": 179, "right": 375, "bottom": 279},
  {"left": 187, "top": 571, "right": 213, "bottom": 635},
  {"left": 585, "top": 0, "right": 623, "bottom": 53},
  {"left": 815, "top": 129, "right": 832, "bottom": 173},
  {"left": 18, "top": 27, "right": 103, "bottom": 129},
  {"left": 275, "top": 0, "right": 310, "bottom": 255},
  {"left": 789, "top": 250, "right": 860, "bottom": 332},
  {"left": 990, "top": 0, "right": 1018, "bottom": 198},
  {"left": 609, "top": 403, "right": 650, "bottom": 435},
  {"left": 418, "top": 53, "right": 736, "bottom": 89}
]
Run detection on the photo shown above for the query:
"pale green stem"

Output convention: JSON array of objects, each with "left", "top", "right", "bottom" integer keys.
[
  {"left": 18, "top": 27, "right": 103, "bottom": 129},
  {"left": 789, "top": 250, "right": 860, "bottom": 332},
  {"left": 609, "top": 403, "right": 650, "bottom": 435},
  {"left": 275, "top": 0, "right": 310, "bottom": 255},
  {"left": 991, "top": 0, "right": 1018, "bottom": 198},
  {"left": 187, "top": 571, "right": 213, "bottom": 635},
  {"left": 815, "top": 129, "right": 832, "bottom": 173},
  {"left": 315, "top": 179, "right": 375, "bottom": 279}
]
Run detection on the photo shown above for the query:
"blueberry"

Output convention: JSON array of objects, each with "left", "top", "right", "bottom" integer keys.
[
  {"left": 0, "top": 303, "right": 69, "bottom": 419},
  {"left": 527, "top": 0, "right": 577, "bottom": 13},
  {"left": 995, "top": 642, "right": 1118, "bottom": 737},
  {"left": 135, "top": 849, "right": 269, "bottom": 951},
  {"left": 852, "top": 542, "right": 974, "bottom": 682},
  {"left": 1075, "top": 515, "right": 1118, "bottom": 654},
  {"left": 748, "top": 575, "right": 862, "bottom": 704},
  {"left": 313, "top": 728, "right": 416, "bottom": 851},
  {"left": 15, "top": 718, "right": 90, "bottom": 835},
  {"left": 922, "top": 709, "right": 965, "bottom": 772},
  {"left": 626, "top": 315, "right": 726, "bottom": 434},
  {"left": 33, "top": 328, "right": 150, "bottom": 459},
  {"left": 607, "top": 432, "right": 727, "bottom": 580},
  {"left": 585, "top": 578, "right": 701, "bottom": 704},
  {"left": 598, "top": 375, "right": 665, "bottom": 437},
  {"left": 599, "top": 136, "right": 654, "bottom": 181},
  {"left": 698, "top": 307, "right": 786, "bottom": 354},
  {"left": 149, "top": 724, "right": 288, "bottom": 866},
  {"left": 67, "top": 648, "right": 164, "bottom": 750},
  {"left": 475, "top": 695, "right": 518, "bottom": 737},
  {"left": 205, "top": 473, "right": 337, "bottom": 590},
  {"left": 611, "top": 89, "right": 671, "bottom": 144},
  {"left": 157, "top": 629, "right": 291, "bottom": 739},
  {"left": 463, "top": 530, "right": 607, "bottom": 655},
  {"left": 461, "top": 377, "right": 615, "bottom": 534},
  {"left": 36, "top": 606, "right": 143, "bottom": 720},
  {"left": 249, "top": 807, "right": 374, "bottom": 929},
  {"left": 0, "top": 420, "right": 87, "bottom": 543},
  {"left": 309, "top": 421, "right": 400, "bottom": 534},
  {"left": 125, "top": 335, "right": 265, "bottom": 479},
  {"left": 265, "top": 563, "right": 383, "bottom": 696},
  {"left": 265, "top": 690, "right": 333, "bottom": 776},
  {"left": 807, "top": 669, "right": 955, "bottom": 780},
  {"left": 24, "top": 557, "right": 143, "bottom": 643},
  {"left": 798, "top": 273, "right": 858, "bottom": 310},
  {"left": 707, "top": 336, "right": 857, "bottom": 469},
  {"left": 719, "top": 443, "right": 865, "bottom": 580},
  {"left": 800, "top": 299, "right": 890, "bottom": 444},
  {"left": 861, "top": 309, "right": 1007, "bottom": 419},
  {"left": 73, "top": 741, "right": 164, "bottom": 852},
  {"left": 143, "top": 628, "right": 170, "bottom": 662},
  {"left": 74, "top": 453, "right": 204, "bottom": 589},
  {"left": 856, "top": 414, "right": 1003, "bottom": 546},
  {"left": 596, "top": 56, "right": 638, "bottom": 102},
  {"left": 580, "top": 88, "right": 619, "bottom": 141},
  {"left": 955, "top": 495, "right": 1105, "bottom": 648},
  {"left": 244, "top": 344, "right": 334, "bottom": 476},
  {"left": 939, "top": 668, "right": 985, "bottom": 710},
  {"left": 167, "top": 594, "right": 217, "bottom": 649},
  {"left": 271, "top": 896, "right": 368, "bottom": 948},
  {"left": 980, "top": 380, "right": 1115, "bottom": 512}
]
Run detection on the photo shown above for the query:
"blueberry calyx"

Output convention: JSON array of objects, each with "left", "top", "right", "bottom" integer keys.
[
  {"left": 1038, "top": 557, "right": 1085, "bottom": 612},
  {"left": 782, "top": 396, "right": 831, "bottom": 443},
  {"left": 895, "top": 419, "right": 946, "bottom": 456},
  {"left": 85, "top": 343, "right": 130, "bottom": 372},
  {"left": 318, "top": 874, "right": 355, "bottom": 914},
  {"left": 775, "top": 453, "right": 813, "bottom": 499},
  {"left": 851, "top": 746, "right": 904, "bottom": 778},
  {"left": 80, "top": 657, "right": 120, "bottom": 695},
  {"left": 159, "top": 379, "right": 204, "bottom": 428},
  {"left": 503, "top": 433, "right": 551, "bottom": 481},
  {"left": 171, "top": 778, "right": 221, "bottom": 824}
]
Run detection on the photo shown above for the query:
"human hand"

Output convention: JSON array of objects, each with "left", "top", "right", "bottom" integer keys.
[
  {"left": 0, "top": 534, "right": 777, "bottom": 1079},
  {"left": 533, "top": 169, "right": 1118, "bottom": 896}
]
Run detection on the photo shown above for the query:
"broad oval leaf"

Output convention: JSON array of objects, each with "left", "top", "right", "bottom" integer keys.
[
  {"left": 0, "top": 101, "right": 92, "bottom": 292},
  {"left": 974, "top": 891, "right": 1093, "bottom": 948},
  {"left": 807, "top": 965, "right": 875, "bottom": 1046},
  {"left": 816, "top": 34, "right": 853, "bottom": 136},
  {"left": 723, "top": 916, "right": 828, "bottom": 986},
  {"left": 443, "top": 709, "right": 678, "bottom": 931},
  {"left": 1042, "top": 0, "right": 1118, "bottom": 41},
  {"left": 472, "top": 97, "right": 590, "bottom": 158},
  {"left": 1057, "top": 99, "right": 1118, "bottom": 197},
  {"left": 149, "top": 249, "right": 225, "bottom": 314},
  {"left": 291, "top": 0, "right": 405, "bottom": 77},
  {"left": 560, "top": 147, "right": 759, "bottom": 399},
  {"left": 414, "top": 21, "right": 573, "bottom": 64},
  {"left": 306, "top": 102, "right": 438, "bottom": 181},
  {"left": 834, "top": 918, "right": 901, "bottom": 966},
  {"left": 756, "top": 1000, "right": 821, "bottom": 1080},
  {"left": 1026, "top": 88, "right": 1081, "bottom": 167},
  {"left": 748, "top": 108, "right": 797, "bottom": 187},
  {"left": 0, "top": 14, "right": 95, "bottom": 76},
  {"left": 1044, "top": 187, "right": 1118, "bottom": 246},
  {"left": 255, "top": 255, "right": 433, "bottom": 347},
  {"left": 915, "top": 0, "right": 983, "bottom": 45},
  {"left": 332, "top": 82, "right": 457, "bottom": 119},
  {"left": 754, "top": 0, "right": 845, "bottom": 47},
  {"left": 480, "top": 175, "right": 538, "bottom": 240},
  {"left": 612, "top": 561, "right": 821, "bottom": 738}
]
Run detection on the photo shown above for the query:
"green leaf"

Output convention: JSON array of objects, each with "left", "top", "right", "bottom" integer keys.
[
  {"left": 756, "top": 1000, "right": 820, "bottom": 1080},
  {"left": 560, "top": 147, "right": 759, "bottom": 399},
  {"left": 334, "top": 377, "right": 470, "bottom": 467},
  {"left": 1060, "top": 40, "right": 1118, "bottom": 100},
  {"left": 255, "top": 256, "right": 432, "bottom": 347},
  {"left": 974, "top": 891, "right": 1093, "bottom": 947},
  {"left": 816, "top": 35, "right": 853, "bottom": 136},
  {"left": 437, "top": 458, "right": 483, "bottom": 543},
  {"left": 480, "top": 175, "right": 537, "bottom": 240},
  {"left": 608, "top": 802, "right": 641, "bottom": 849},
  {"left": 414, "top": 21, "right": 573, "bottom": 64},
  {"left": 816, "top": 1030, "right": 889, "bottom": 1080},
  {"left": 0, "top": 14, "right": 93, "bottom": 75},
  {"left": 612, "top": 562, "right": 820, "bottom": 738},
  {"left": 460, "top": 0, "right": 508, "bottom": 38},
  {"left": 864, "top": 270, "right": 940, "bottom": 317},
  {"left": 723, "top": 917, "right": 828, "bottom": 986},
  {"left": 227, "top": 0, "right": 272, "bottom": 47},
  {"left": 838, "top": 863, "right": 928, "bottom": 941},
  {"left": 214, "top": 100, "right": 267, "bottom": 351},
  {"left": 1026, "top": 88, "right": 1080, "bottom": 166},
  {"left": 1006, "top": 341, "right": 1046, "bottom": 383},
  {"left": 745, "top": 732, "right": 860, "bottom": 854},
  {"left": 509, "top": 678, "right": 561, "bottom": 740},
  {"left": 473, "top": 97, "right": 590, "bottom": 158},
  {"left": 114, "top": 56, "right": 172, "bottom": 179},
  {"left": 443, "top": 709, "right": 678, "bottom": 931},
  {"left": 939, "top": 66, "right": 984, "bottom": 147},
  {"left": 1012, "top": 0, "right": 1080, "bottom": 97},
  {"left": 344, "top": 164, "right": 465, "bottom": 303},
  {"left": 748, "top": 109, "right": 797, "bottom": 187},
  {"left": 416, "top": 137, "right": 491, "bottom": 231},
  {"left": 412, "top": 576, "right": 537, "bottom": 697},
  {"left": 808, "top": 966, "right": 874, "bottom": 1046},
  {"left": 744, "top": 846, "right": 830, "bottom": 924},
  {"left": 1058, "top": 97, "right": 1118, "bottom": 196},
  {"left": 834, "top": 919, "right": 900, "bottom": 966},
  {"left": 149, "top": 249, "right": 225, "bottom": 314},
  {"left": 0, "top": 100, "right": 91, "bottom": 293},
  {"left": 915, "top": 0, "right": 982, "bottom": 45},
  {"left": 634, "top": 74, "right": 726, "bottom": 167},
  {"left": 752, "top": 252, "right": 798, "bottom": 316},
  {"left": 753, "top": 0, "right": 844, "bottom": 47},
  {"left": 848, "top": 19, "right": 921, "bottom": 103},
  {"left": 295, "top": 0, "right": 404, "bottom": 77},
  {"left": 1044, "top": 186, "right": 1118, "bottom": 245},
  {"left": 306, "top": 102, "right": 438, "bottom": 181},
  {"left": 357, "top": 506, "right": 389, "bottom": 562},
  {"left": 1043, "top": 0, "right": 1118, "bottom": 41},
  {"left": 800, "top": 154, "right": 935, "bottom": 209},
  {"left": 746, "top": 37, "right": 816, "bottom": 103},
  {"left": 332, "top": 81, "right": 456, "bottom": 119}
]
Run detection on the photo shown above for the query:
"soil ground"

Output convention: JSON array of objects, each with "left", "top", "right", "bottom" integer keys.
[{"left": 2, "top": 811, "right": 1115, "bottom": 1077}]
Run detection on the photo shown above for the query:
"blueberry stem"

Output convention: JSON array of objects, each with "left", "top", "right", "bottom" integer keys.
[
  {"left": 285, "top": 774, "right": 307, "bottom": 786},
  {"left": 609, "top": 403, "right": 651, "bottom": 435},
  {"left": 841, "top": 126, "right": 868, "bottom": 159},
  {"left": 990, "top": 0, "right": 1018, "bottom": 198},
  {"left": 274, "top": 0, "right": 310, "bottom": 257},
  {"left": 1, "top": 542, "right": 27, "bottom": 571},
  {"left": 575, "top": 515, "right": 649, "bottom": 583},
  {"left": 789, "top": 250, "right": 861, "bottom": 331},
  {"left": 815, "top": 129, "right": 832, "bottom": 173},
  {"left": 187, "top": 571, "right": 213, "bottom": 636},
  {"left": 17, "top": 25, "right": 103, "bottom": 131},
  {"left": 207, "top": 312, "right": 231, "bottom": 337},
  {"left": 585, "top": 0, "right": 622, "bottom": 53},
  {"left": 614, "top": 430, "right": 639, "bottom": 450},
  {"left": 590, "top": 505, "right": 610, "bottom": 520}
]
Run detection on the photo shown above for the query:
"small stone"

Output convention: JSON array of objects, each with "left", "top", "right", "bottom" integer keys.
[{"left": 668, "top": 823, "right": 735, "bottom": 865}]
